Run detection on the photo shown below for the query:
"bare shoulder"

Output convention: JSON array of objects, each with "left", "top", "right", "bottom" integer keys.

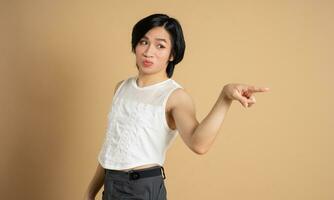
[{"left": 168, "top": 88, "right": 195, "bottom": 111}]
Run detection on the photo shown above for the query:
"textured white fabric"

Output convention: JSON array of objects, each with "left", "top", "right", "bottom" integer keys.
[{"left": 98, "top": 75, "right": 183, "bottom": 170}]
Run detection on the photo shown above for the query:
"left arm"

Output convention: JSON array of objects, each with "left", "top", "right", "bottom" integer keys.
[
  {"left": 190, "top": 92, "right": 232, "bottom": 155},
  {"left": 171, "top": 84, "right": 270, "bottom": 155}
]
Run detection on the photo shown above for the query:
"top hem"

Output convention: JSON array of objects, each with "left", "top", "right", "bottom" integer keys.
[{"left": 98, "top": 158, "right": 164, "bottom": 170}]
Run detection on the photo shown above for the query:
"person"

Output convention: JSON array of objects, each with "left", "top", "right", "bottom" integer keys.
[{"left": 83, "top": 13, "right": 270, "bottom": 200}]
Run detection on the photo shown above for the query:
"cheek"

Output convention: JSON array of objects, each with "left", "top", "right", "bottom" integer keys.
[
  {"left": 134, "top": 46, "right": 141, "bottom": 54},
  {"left": 135, "top": 52, "right": 143, "bottom": 60},
  {"left": 157, "top": 50, "right": 171, "bottom": 60},
  {"left": 135, "top": 44, "right": 144, "bottom": 53}
]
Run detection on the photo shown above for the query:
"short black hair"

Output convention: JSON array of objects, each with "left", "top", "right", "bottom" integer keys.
[{"left": 131, "top": 13, "right": 186, "bottom": 78}]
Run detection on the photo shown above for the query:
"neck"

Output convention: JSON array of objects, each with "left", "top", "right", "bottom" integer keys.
[{"left": 136, "top": 74, "right": 169, "bottom": 87}]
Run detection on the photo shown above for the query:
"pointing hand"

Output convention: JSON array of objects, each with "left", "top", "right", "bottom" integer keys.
[{"left": 221, "top": 83, "right": 270, "bottom": 108}]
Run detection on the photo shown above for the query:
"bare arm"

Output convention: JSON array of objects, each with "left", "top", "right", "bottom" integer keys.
[
  {"left": 171, "top": 84, "right": 270, "bottom": 155},
  {"left": 83, "top": 80, "right": 124, "bottom": 199},
  {"left": 83, "top": 163, "right": 105, "bottom": 199},
  {"left": 190, "top": 92, "right": 232, "bottom": 154}
]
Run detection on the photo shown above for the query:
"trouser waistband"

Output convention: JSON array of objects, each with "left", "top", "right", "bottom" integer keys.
[{"left": 105, "top": 165, "right": 166, "bottom": 180}]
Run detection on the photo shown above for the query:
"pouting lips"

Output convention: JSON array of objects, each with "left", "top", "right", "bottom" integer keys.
[
  {"left": 143, "top": 60, "right": 154, "bottom": 67},
  {"left": 143, "top": 60, "right": 153, "bottom": 64}
]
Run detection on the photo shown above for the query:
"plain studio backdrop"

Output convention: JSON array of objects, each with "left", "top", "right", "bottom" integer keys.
[{"left": 1, "top": 1, "right": 333, "bottom": 200}]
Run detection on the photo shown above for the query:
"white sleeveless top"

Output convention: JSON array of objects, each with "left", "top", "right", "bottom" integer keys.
[{"left": 98, "top": 75, "right": 183, "bottom": 170}]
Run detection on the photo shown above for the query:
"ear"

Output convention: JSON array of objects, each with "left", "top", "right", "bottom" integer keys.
[{"left": 169, "top": 54, "right": 174, "bottom": 62}]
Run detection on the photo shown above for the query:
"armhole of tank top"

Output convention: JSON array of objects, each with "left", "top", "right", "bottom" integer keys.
[
  {"left": 162, "top": 86, "right": 183, "bottom": 132},
  {"left": 112, "top": 79, "right": 127, "bottom": 101}
]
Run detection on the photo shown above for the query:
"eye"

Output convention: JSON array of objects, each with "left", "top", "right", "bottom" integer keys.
[
  {"left": 157, "top": 44, "right": 165, "bottom": 49},
  {"left": 139, "top": 40, "right": 147, "bottom": 45}
]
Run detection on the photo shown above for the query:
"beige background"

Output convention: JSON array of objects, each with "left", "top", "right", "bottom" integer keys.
[{"left": 1, "top": 1, "right": 333, "bottom": 199}]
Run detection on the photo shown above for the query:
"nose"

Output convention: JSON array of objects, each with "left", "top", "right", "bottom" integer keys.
[{"left": 143, "top": 44, "right": 154, "bottom": 57}]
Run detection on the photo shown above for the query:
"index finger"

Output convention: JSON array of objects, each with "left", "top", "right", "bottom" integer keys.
[{"left": 248, "top": 86, "right": 270, "bottom": 93}]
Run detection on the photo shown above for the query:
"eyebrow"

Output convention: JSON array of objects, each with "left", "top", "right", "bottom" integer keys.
[{"left": 142, "top": 36, "right": 167, "bottom": 43}]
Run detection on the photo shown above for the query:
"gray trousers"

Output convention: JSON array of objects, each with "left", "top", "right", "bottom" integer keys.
[{"left": 102, "top": 166, "right": 167, "bottom": 200}]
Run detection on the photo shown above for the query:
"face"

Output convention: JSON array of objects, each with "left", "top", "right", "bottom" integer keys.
[{"left": 134, "top": 26, "right": 174, "bottom": 77}]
